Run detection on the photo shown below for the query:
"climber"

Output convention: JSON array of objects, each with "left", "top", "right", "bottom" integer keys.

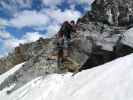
[
  {"left": 63, "top": 20, "right": 76, "bottom": 58},
  {"left": 128, "top": 14, "right": 133, "bottom": 28},
  {"left": 57, "top": 20, "right": 76, "bottom": 66},
  {"left": 100, "top": 24, "right": 105, "bottom": 34}
]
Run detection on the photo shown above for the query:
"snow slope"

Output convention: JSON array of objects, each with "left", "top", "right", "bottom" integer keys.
[
  {"left": 0, "top": 54, "right": 133, "bottom": 100},
  {"left": 121, "top": 27, "right": 133, "bottom": 48},
  {"left": 0, "top": 63, "right": 25, "bottom": 84}
]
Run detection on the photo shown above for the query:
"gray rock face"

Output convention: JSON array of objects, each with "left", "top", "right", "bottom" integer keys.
[
  {"left": 0, "top": 38, "right": 51, "bottom": 74},
  {"left": 0, "top": 38, "right": 59, "bottom": 92},
  {"left": 80, "top": 0, "right": 133, "bottom": 26},
  {"left": 77, "top": 0, "right": 133, "bottom": 70},
  {"left": 0, "top": 36, "right": 82, "bottom": 92}
]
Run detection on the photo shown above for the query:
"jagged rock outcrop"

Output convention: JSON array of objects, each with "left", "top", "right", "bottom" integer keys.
[
  {"left": 0, "top": 38, "right": 51, "bottom": 74},
  {"left": 0, "top": 36, "right": 82, "bottom": 92},
  {"left": 77, "top": 0, "right": 133, "bottom": 69},
  {"left": 80, "top": 0, "right": 133, "bottom": 26}
]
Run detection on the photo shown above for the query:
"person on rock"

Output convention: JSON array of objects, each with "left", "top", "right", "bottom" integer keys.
[{"left": 57, "top": 20, "right": 76, "bottom": 66}]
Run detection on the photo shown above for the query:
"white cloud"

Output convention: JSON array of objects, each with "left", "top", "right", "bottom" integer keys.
[
  {"left": 0, "top": 0, "right": 32, "bottom": 13},
  {"left": 79, "top": 0, "right": 95, "bottom": 5},
  {"left": 0, "top": 55, "right": 3, "bottom": 58},
  {"left": 4, "top": 38, "right": 20, "bottom": 49},
  {"left": 41, "top": 8, "right": 82, "bottom": 37},
  {"left": 68, "top": 0, "right": 94, "bottom": 5},
  {"left": 8, "top": 8, "right": 81, "bottom": 37},
  {"left": 0, "top": 1, "right": 13, "bottom": 10},
  {"left": 10, "top": 10, "right": 50, "bottom": 28},
  {"left": 0, "top": 18, "right": 9, "bottom": 29},
  {"left": 42, "top": 0, "right": 63, "bottom": 7},
  {"left": 0, "top": 31, "right": 47, "bottom": 57},
  {"left": 44, "top": 8, "right": 82, "bottom": 24},
  {"left": 33, "top": 23, "right": 60, "bottom": 38},
  {"left": 42, "top": 8, "right": 81, "bottom": 37},
  {"left": 45, "top": 24, "right": 60, "bottom": 38},
  {"left": 16, "top": 0, "right": 32, "bottom": 8},
  {"left": 0, "top": 29, "right": 46, "bottom": 58},
  {"left": 0, "top": 30, "right": 11, "bottom": 39},
  {"left": 68, "top": 0, "right": 94, "bottom": 11},
  {"left": 2, "top": 31, "right": 46, "bottom": 50},
  {"left": 9, "top": 8, "right": 81, "bottom": 29},
  {"left": 20, "top": 32, "right": 46, "bottom": 43}
]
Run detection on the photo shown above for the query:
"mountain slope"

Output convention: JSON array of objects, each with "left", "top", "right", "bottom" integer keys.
[
  {"left": 0, "top": 53, "right": 133, "bottom": 100},
  {"left": 0, "top": 63, "right": 25, "bottom": 85},
  {"left": 0, "top": 0, "right": 133, "bottom": 99}
]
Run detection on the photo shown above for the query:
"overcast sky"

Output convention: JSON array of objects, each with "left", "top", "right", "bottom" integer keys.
[{"left": 0, "top": 0, "right": 94, "bottom": 57}]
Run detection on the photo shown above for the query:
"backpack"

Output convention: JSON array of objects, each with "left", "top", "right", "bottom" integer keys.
[{"left": 59, "top": 22, "right": 73, "bottom": 39}]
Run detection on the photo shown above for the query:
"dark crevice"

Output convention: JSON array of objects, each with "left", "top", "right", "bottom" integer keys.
[{"left": 80, "top": 44, "right": 133, "bottom": 71}]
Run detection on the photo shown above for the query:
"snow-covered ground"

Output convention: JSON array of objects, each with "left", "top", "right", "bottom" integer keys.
[
  {"left": 0, "top": 63, "right": 25, "bottom": 84},
  {"left": 0, "top": 54, "right": 133, "bottom": 100},
  {"left": 121, "top": 27, "right": 133, "bottom": 48}
]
